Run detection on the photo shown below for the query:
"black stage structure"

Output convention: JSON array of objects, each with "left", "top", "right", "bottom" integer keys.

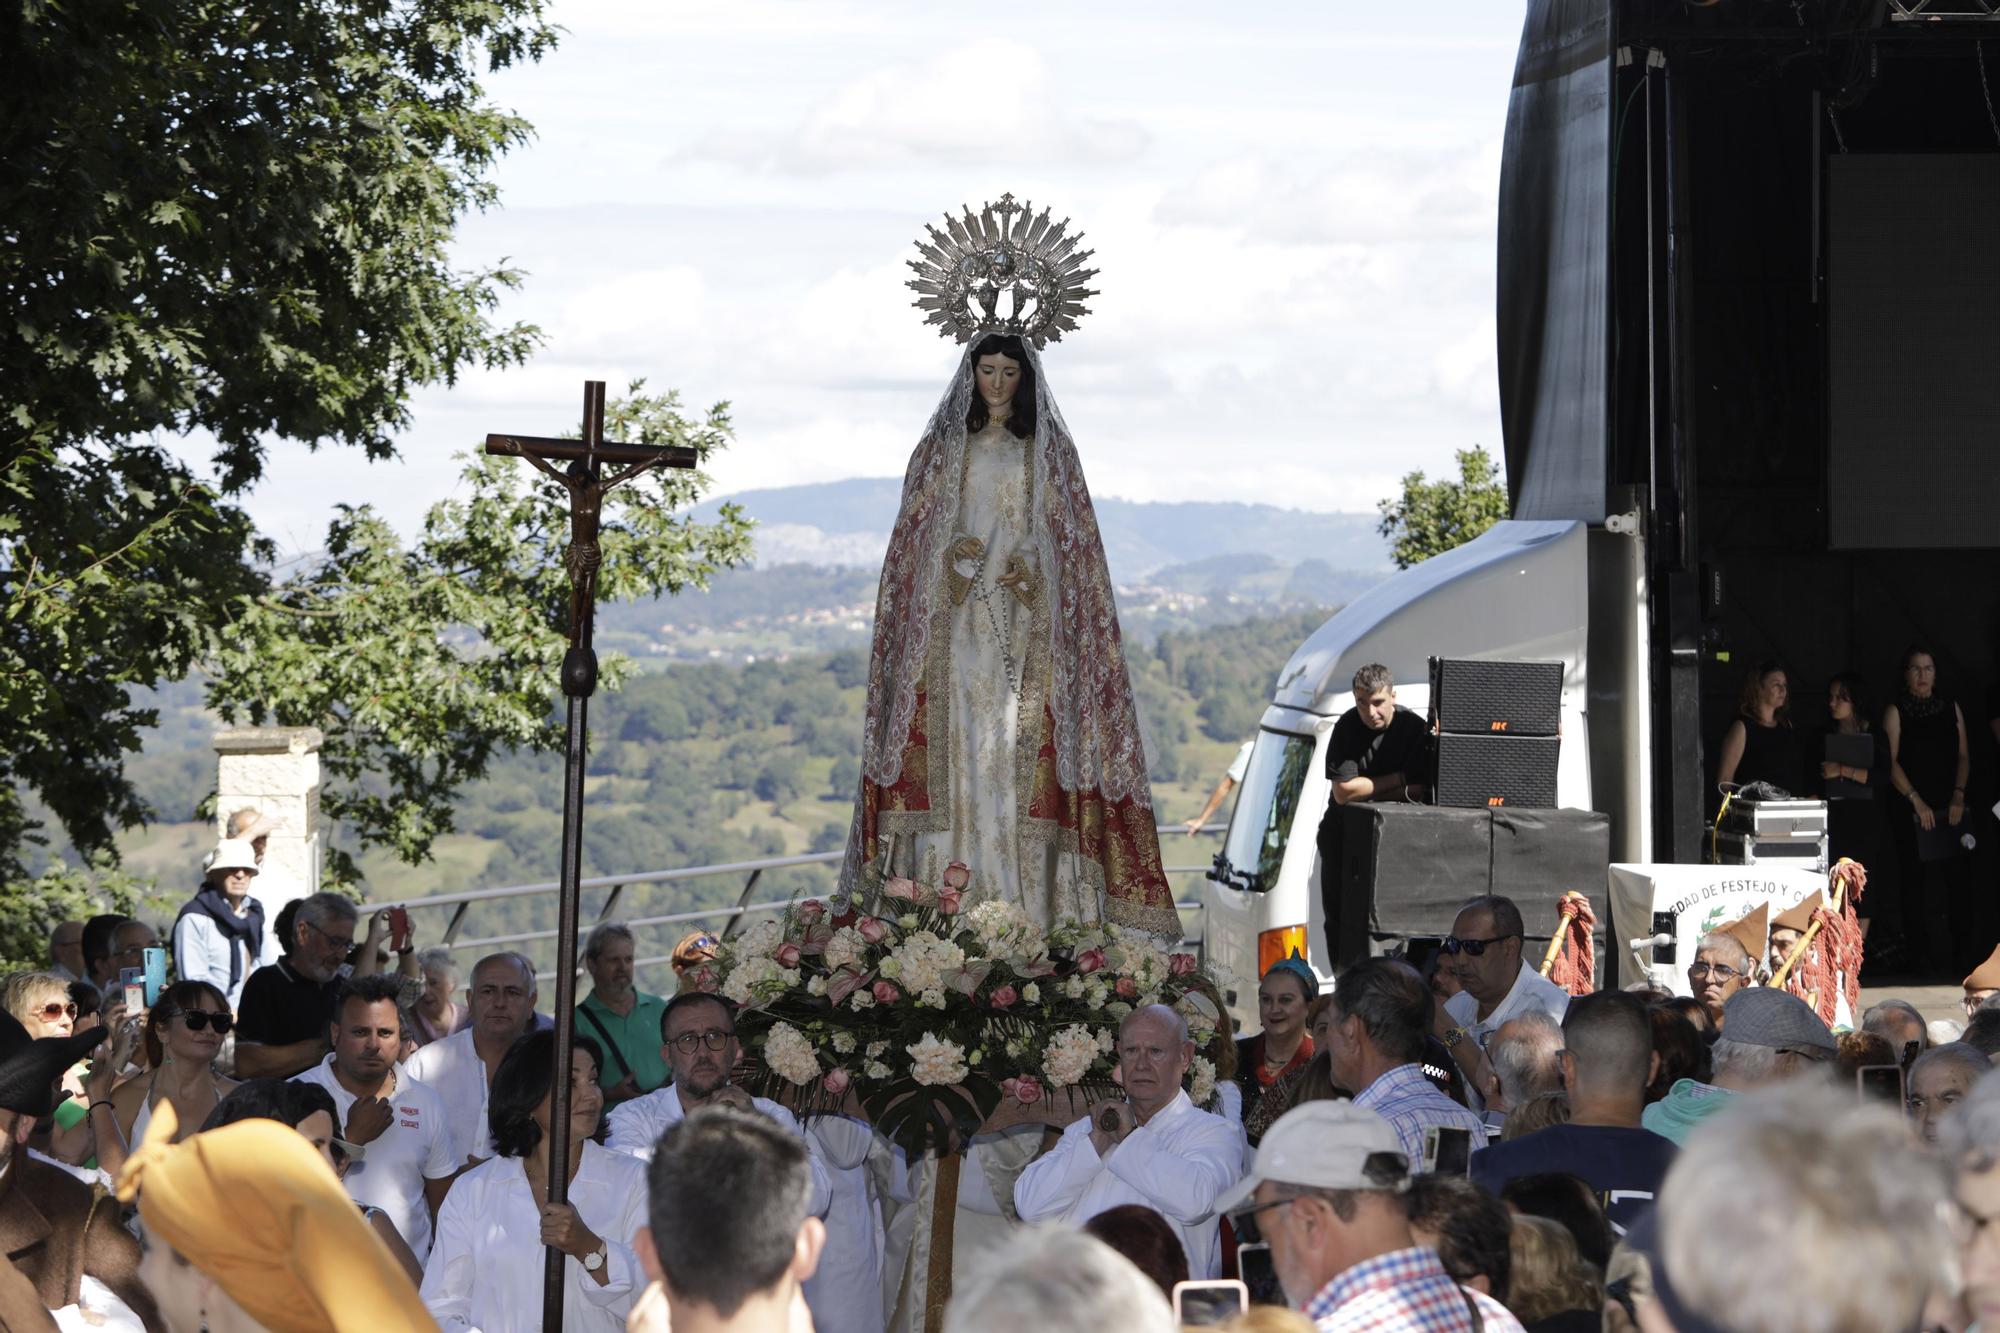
[{"left": 1500, "top": 0, "right": 2000, "bottom": 959}]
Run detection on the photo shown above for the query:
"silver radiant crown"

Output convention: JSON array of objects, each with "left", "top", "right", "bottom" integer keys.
[{"left": 907, "top": 194, "right": 1098, "bottom": 348}]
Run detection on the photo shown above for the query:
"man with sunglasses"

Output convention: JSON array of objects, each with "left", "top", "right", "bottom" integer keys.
[
  {"left": 605, "top": 993, "right": 829, "bottom": 1206},
  {"left": 1214, "top": 1100, "right": 1522, "bottom": 1331},
  {"left": 235, "top": 892, "right": 361, "bottom": 1079},
  {"left": 1436, "top": 897, "right": 1569, "bottom": 1113}
]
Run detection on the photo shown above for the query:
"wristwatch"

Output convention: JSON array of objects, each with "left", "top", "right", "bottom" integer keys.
[
  {"left": 582, "top": 1242, "right": 608, "bottom": 1273},
  {"left": 1442, "top": 1025, "right": 1471, "bottom": 1050}
]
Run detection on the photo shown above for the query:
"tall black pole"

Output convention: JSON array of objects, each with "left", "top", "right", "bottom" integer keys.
[{"left": 541, "top": 380, "right": 606, "bottom": 1332}]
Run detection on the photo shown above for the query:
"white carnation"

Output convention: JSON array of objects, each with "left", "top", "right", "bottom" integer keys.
[
  {"left": 865, "top": 1060, "right": 893, "bottom": 1080},
  {"left": 908, "top": 1032, "right": 969, "bottom": 1087},
  {"left": 919, "top": 988, "right": 947, "bottom": 1010},
  {"left": 1022, "top": 982, "right": 1041, "bottom": 1004},
  {"left": 849, "top": 990, "right": 875, "bottom": 1010},
  {"left": 831, "top": 1031, "right": 857, "bottom": 1055},
  {"left": 866, "top": 1041, "right": 888, "bottom": 1059},
  {"left": 764, "top": 1022, "right": 820, "bottom": 1086},
  {"left": 1042, "top": 1024, "right": 1100, "bottom": 1088}
]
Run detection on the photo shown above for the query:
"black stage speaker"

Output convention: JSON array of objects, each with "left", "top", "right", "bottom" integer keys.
[
  {"left": 1429, "top": 657, "right": 1563, "bottom": 736},
  {"left": 1428, "top": 656, "right": 1563, "bottom": 809},
  {"left": 1433, "top": 733, "right": 1561, "bottom": 809},
  {"left": 1333, "top": 803, "right": 1610, "bottom": 970}
]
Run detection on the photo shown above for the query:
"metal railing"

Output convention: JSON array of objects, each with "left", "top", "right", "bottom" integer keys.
[{"left": 388, "top": 825, "right": 1222, "bottom": 981}]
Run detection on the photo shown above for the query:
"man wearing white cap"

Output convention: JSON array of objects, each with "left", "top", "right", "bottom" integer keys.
[
  {"left": 1216, "top": 1101, "right": 1522, "bottom": 1332},
  {"left": 172, "top": 837, "right": 282, "bottom": 1011}
]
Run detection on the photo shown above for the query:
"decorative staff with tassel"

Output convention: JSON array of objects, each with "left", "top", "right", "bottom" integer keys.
[
  {"left": 1539, "top": 892, "right": 1597, "bottom": 996},
  {"left": 1769, "top": 858, "right": 1867, "bottom": 1027}
]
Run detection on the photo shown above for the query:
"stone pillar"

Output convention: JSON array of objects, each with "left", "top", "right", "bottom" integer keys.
[{"left": 211, "top": 726, "right": 324, "bottom": 914}]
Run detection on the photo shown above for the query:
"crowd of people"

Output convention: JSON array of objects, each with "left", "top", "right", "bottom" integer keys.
[{"left": 12, "top": 835, "right": 2000, "bottom": 1332}]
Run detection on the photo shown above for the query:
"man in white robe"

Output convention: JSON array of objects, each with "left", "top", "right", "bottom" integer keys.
[
  {"left": 604, "top": 992, "right": 830, "bottom": 1217},
  {"left": 1013, "top": 1004, "right": 1244, "bottom": 1278}
]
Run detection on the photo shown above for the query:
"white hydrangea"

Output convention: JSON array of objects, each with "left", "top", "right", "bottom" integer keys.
[
  {"left": 886, "top": 931, "right": 965, "bottom": 996},
  {"left": 736, "top": 917, "right": 785, "bottom": 959},
  {"left": 908, "top": 1032, "right": 969, "bottom": 1087},
  {"left": 1042, "top": 1024, "right": 1101, "bottom": 1087},
  {"left": 1187, "top": 1055, "right": 1217, "bottom": 1109},
  {"left": 964, "top": 899, "right": 1047, "bottom": 961},
  {"left": 764, "top": 1022, "right": 820, "bottom": 1086},
  {"left": 822, "top": 926, "right": 869, "bottom": 974},
  {"left": 722, "top": 955, "right": 784, "bottom": 1006}
]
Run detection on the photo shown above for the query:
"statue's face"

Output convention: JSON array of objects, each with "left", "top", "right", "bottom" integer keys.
[{"left": 974, "top": 352, "right": 1022, "bottom": 410}]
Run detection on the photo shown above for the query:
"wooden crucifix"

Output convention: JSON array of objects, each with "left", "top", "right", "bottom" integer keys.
[{"left": 484, "top": 380, "right": 696, "bottom": 1333}]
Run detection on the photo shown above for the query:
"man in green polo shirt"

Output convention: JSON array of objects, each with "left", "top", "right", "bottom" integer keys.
[{"left": 575, "top": 921, "right": 670, "bottom": 1103}]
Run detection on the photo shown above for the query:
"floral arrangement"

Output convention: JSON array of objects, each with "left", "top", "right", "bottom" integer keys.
[{"left": 699, "top": 861, "right": 1225, "bottom": 1155}]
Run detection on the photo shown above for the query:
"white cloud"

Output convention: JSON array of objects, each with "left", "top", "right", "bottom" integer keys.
[{"left": 680, "top": 38, "right": 1149, "bottom": 173}]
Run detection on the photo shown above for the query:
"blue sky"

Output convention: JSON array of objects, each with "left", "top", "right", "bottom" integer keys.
[{"left": 227, "top": 1, "right": 1525, "bottom": 555}]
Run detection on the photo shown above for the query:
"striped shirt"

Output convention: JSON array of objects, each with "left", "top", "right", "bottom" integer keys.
[
  {"left": 1352, "top": 1063, "right": 1487, "bottom": 1168},
  {"left": 1304, "top": 1246, "right": 1524, "bottom": 1333}
]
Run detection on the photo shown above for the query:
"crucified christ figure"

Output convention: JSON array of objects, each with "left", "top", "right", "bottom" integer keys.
[{"left": 514, "top": 450, "right": 669, "bottom": 648}]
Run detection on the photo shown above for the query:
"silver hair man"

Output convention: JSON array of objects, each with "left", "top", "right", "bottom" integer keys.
[
  {"left": 1657, "top": 1084, "right": 1953, "bottom": 1333},
  {"left": 944, "top": 1226, "right": 1173, "bottom": 1333},
  {"left": 1486, "top": 1009, "right": 1565, "bottom": 1112}
]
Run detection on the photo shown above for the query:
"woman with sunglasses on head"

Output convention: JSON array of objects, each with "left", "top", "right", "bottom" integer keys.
[
  {"left": 2, "top": 968, "right": 141, "bottom": 1172},
  {"left": 99, "top": 980, "right": 239, "bottom": 1179}
]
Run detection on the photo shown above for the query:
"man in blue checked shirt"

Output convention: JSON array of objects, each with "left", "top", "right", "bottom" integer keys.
[
  {"left": 1218, "top": 1101, "right": 1522, "bottom": 1332},
  {"left": 1322, "top": 959, "right": 1487, "bottom": 1167}
]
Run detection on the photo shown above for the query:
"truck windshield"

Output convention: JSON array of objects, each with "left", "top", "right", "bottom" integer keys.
[{"left": 1219, "top": 730, "right": 1316, "bottom": 893}]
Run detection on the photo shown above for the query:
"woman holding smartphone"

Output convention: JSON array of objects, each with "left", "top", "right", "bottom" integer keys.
[{"left": 98, "top": 980, "right": 240, "bottom": 1178}]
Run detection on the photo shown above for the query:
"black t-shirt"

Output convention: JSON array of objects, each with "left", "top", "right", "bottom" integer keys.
[
  {"left": 1325, "top": 705, "right": 1429, "bottom": 786},
  {"left": 1470, "top": 1123, "right": 1678, "bottom": 1234},
  {"left": 235, "top": 958, "right": 341, "bottom": 1047}
]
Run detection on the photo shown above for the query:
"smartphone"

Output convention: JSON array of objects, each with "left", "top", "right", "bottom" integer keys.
[
  {"left": 141, "top": 946, "right": 168, "bottom": 1007},
  {"left": 1172, "top": 1280, "right": 1248, "bottom": 1327},
  {"left": 1651, "top": 911, "right": 1679, "bottom": 965},
  {"left": 1424, "top": 1124, "right": 1474, "bottom": 1176},
  {"left": 119, "top": 967, "right": 145, "bottom": 1016},
  {"left": 1858, "top": 1063, "right": 1905, "bottom": 1105},
  {"left": 388, "top": 907, "right": 411, "bottom": 953},
  {"left": 1235, "top": 1241, "right": 1284, "bottom": 1306}
]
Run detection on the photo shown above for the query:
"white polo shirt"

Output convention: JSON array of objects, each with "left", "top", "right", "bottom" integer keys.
[{"left": 293, "top": 1056, "right": 458, "bottom": 1257}]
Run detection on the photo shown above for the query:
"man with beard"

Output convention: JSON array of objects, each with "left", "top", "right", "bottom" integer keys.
[
  {"left": 235, "top": 892, "right": 361, "bottom": 1078},
  {"left": 606, "top": 993, "right": 828, "bottom": 1208},
  {"left": 405, "top": 951, "right": 539, "bottom": 1164},
  {"left": 292, "top": 973, "right": 458, "bottom": 1258},
  {"left": 0, "top": 1011, "right": 161, "bottom": 1330}
]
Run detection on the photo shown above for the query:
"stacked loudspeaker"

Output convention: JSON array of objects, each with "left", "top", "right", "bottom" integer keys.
[{"left": 1429, "top": 656, "right": 1563, "bottom": 809}]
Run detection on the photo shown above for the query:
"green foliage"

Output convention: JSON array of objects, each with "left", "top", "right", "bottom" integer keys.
[
  {"left": 206, "top": 385, "right": 755, "bottom": 885},
  {"left": 0, "top": 856, "right": 175, "bottom": 976},
  {"left": 0, "top": 0, "right": 556, "bottom": 881},
  {"left": 1374, "top": 446, "right": 1510, "bottom": 571}
]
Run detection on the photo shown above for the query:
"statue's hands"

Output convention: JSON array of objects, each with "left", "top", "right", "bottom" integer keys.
[
  {"left": 948, "top": 536, "right": 984, "bottom": 605},
  {"left": 997, "top": 556, "right": 1038, "bottom": 607}
]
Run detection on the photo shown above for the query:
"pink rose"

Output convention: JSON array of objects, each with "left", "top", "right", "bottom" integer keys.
[
  {"left": 872, "top": 980, "right": 902, "bottom": 1005},
  {"left": 990, "top": 984, "right": 1019, "bottom": 1010},
  {"left": 1168, "top": 952, "right": 1198, "bottom": 976},
  {"left": 942, "top": 860, "right": 972, "bottom": 891},
  {"left": 774, "top": 943, "right": 803, "bottom": 969},
  {"left": 1076, "top": 948, "right": 1107, "bottom": 975},
  {"left": 937, "top": 887, "right": 964, "bottom": 916},
  {"left": 825, "top": 967, "right": 867, "bottom": 1007},
  {"left": 1002, "top": 1074, "right": 1043, "bottom": 1105},
  {"left": 822, "top": 1068, "right": 851, "bottom": 1096},
  {"left": 884, "top": 877, "right": 920, "bottom": 902},
  {"left": 797, "top": 899, "right": 826, "bottom": 924},
  {"left": 1115, "top": 976, "right": 1138, "bottom": 999},
  {"left": 857, "top": 917, "right": 890, "bottom": 944}
]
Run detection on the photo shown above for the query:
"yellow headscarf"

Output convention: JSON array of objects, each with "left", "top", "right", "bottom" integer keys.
[{"left": 115, "top": 1101, "right": 437, "bottom": 1332}]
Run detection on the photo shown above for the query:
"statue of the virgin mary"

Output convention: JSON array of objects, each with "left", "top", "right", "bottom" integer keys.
[{"left": 841, "top": 195, "right": 1177, "bottom": 938}]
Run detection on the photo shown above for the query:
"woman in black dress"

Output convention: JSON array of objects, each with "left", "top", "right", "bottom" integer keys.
[
  {"left": 1816, "top": 672, "right": 1893, "bottom": 936},
  {"left": 1884, "top": 645, "right": 1972, "bottom": 974},
  {"left": 1716, "top": 661, "right": 1808, "bottom": 796}
]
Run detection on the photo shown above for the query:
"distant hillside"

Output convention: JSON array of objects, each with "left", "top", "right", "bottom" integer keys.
[{"left": 691, "top": 478, "right": 1393, "bottom": 578}]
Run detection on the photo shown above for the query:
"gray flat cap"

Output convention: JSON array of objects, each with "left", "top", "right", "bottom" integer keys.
[{"left": 1721, "top": 987, "right": 1838, "bottom": 1054}]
